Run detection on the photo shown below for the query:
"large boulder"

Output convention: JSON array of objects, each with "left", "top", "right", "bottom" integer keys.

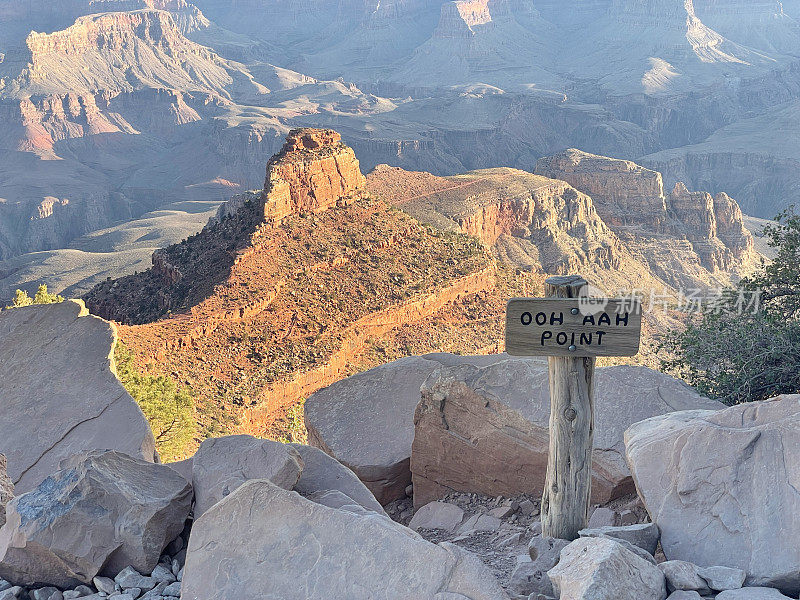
[
  {"left": 191, "top": 435, "right": 303, "bottom": 517},
  {"left": 0, "top": 451, "right": 192, "bottom": 588},
  {"left": 0, "top": 455, "right": 13, "bottom": 528},
  {"left": 624, "top": 395, "right": 800, "bottom": 594},
  {"left": 290, "top": 443, "right": 386, "bottom": 516},
  {"left": 548, "top": 537, "right": 667, "bottom": 600},
  {"left": 412, "top": 363, "right": 722, "bottom": 506},
  {"left": 0, "top": 301, "right": 157, "bottom": 493},
  {"left": 182, "top": 479, "right": 510, "bottom": 600},
  {"left": 305, "top": 353, "right": 526, "bottom": 504}
]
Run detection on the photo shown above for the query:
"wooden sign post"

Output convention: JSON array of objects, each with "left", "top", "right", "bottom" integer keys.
[{"left": 505, "top": 275, "right": 642, "bottom": 541}]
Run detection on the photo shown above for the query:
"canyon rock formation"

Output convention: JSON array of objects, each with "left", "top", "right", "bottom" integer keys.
[
  {"left": 1, "top": 0, "right": 799, "bottom": 296},
  {"left": 84, "top": 130, "right": 531, "bottom": 449}
]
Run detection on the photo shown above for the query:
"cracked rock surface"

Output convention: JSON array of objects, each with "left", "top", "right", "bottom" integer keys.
[
  {"left": 625, "top": 395, "right": 800, "bottom": 594},
  {"left": 0, "top": 301, "right": 157, "bottom": 493}
]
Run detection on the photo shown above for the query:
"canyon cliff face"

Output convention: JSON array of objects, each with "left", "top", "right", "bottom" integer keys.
[
  {"left": 84, "top": 129, "right": 527, "bottom": 445},
  {"left": 535, "top": 149, "right": 756, "bottom": 275}
]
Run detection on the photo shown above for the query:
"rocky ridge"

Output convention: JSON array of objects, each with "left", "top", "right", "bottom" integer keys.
[
  {"left": 368, "top": 155, "right": 759, "bottom": 296},
  {"left": 83, "top": 129, "right": 536, "bottom": 447}
]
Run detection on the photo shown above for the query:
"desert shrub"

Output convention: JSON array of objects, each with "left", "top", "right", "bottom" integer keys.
[
  {"left": 661, "top": 208, "right": 800, "bottom": 404},
  {"left": 277, "top": 399, "right": 308, "bottom": 444},
  {"left": 6, "top": 284, "right": 64, "bottom": 309},
  {"left": 114, "top": 342, "right": 197, "bottom": 461}
]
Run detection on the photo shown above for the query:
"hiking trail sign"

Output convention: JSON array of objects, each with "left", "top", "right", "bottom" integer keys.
[{"left": 504, "top": 275, "right": 642, "bottom": 541}]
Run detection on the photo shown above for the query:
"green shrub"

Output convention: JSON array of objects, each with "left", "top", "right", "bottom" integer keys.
[
  {"left": 114, "top": 342, "right": 197, "bottom": 461},
  {"left": 6, "top": 284, "right": 64, "bottom": 309},
  {"left": 661, "top": 208, "right": 800, "bottom": 404}
]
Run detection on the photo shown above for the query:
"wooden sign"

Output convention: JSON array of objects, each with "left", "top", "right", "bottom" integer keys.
[{"left": 505, "top": 297, "right": 642, "bottom": 358}]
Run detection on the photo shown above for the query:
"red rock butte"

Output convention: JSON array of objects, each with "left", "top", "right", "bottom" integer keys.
[{"left": 263, "top": 128, "right": 367, "bottom": 222}]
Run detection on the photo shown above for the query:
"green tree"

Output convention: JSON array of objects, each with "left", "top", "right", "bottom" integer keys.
[
  {"left": 114, "top": 342, "right": 197, "bottom": 462},
  {"left": 6, "top": 284, "right": 64, "bottom": 309},
  {"left": 661, "top": 208, "right": 800, "bottom": 404}
]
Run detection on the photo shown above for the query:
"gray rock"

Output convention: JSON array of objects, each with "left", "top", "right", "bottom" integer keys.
[
  {"left": 0, "top": 451, "right": 192, "bottom": 588},
  {"left": 587, "top": 507, "right": 617, "bottom": 528},
  {"left": 61, "top": 593, "right": 83, "bottom": 600},
  {"left": 149, "top": 564, "right": 175, "bottom": 585},
  {"left": 108, "top": 595, "right": 135, "bottom": 600},
  {"left": 0, "top": 582, "right": 9, "bottom": 594},
  {"left": 412, "top": 363, "right": 721, "bottom": 506},
  {"left": 163, "top": 459, "right": 192, "bottom": 486},
  {"left": 0, "top": 587, "right": 26, "bottom": 600},
  {"left": 716, "top": 589, "right": 795, "bottom": 599},
  {"left": 290, "top": 443, "right": 385, "bottom": 516},
  {"left": 191, "top": 435, "right": 303, "bottom": 517},
  {"left": 548, "top": 537, "right": 667, "bottom": 600},
  {"left": 659, "top": 561, "right": 711, "bottom": 594},
  {"left": 666, "top": 593, "right": 703, "bottom": 600},
  {"left": 510, "top": 538, "right": 570, "bottom": 598},
  {"left": 32, "top": 588, "right": 63, "bottom": 600},
  {"left": 182, "top": 479, "right": 510, "bottom": 599},
  {"left": 0, "top": 301, "right": 157, "bottom": 493},
  {"left": 625, "top": 395, "right": 800, "bottom": 593},
  {"left": 458, "top": 514, "right": 502, "bottom": 535},
  {"left": 578, "top": 523, "right": 660, "bottom": 556},
  {"left": 93, "top": 577, "right": 116, "bottom": 595},
  {"left": 115, "top": 567, "right": 156, "bottom": 591},
  {"left": 305, "top": 354, "right": 518, "bottom": 504},
  {"left": 592, "top": 534, "right": 656, "bottom": 565},
  {"left": 697, "top": 566, "right": 746, "bottom": 591},
  {"left": 409, "top": 502, "right": 465, "bottom": 532},
  {"left": 162, "top": 582, "right": 181, "bottom": 596}
]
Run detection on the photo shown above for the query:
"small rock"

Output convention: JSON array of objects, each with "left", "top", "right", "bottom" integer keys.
[
  {"left": 115, "top": 567, "right": 156, "bottom": 591},
  {"left": 519, "top": 500, "right": 537, "bottom": 517},
  {"left": 137, "top": 582, "right": 167, "bottom": 600},
  {"left": 93, "top": 577, "right": 116, "bottom": 595},
  {"left": 162, "top": 582, "right": 181, "bottom": 596},
  {"left": 511, "top": 537, "right": 570, "bottom": 598},
  {"left": 666, "top": 593, "right": 703, "bottom": 600},
  {"left": 529, "top": 521, "right": 542, "bottom": 537},
  {"left": 405, "top": 485, "right": 413, "bottom": 497},
  {"left": 0, "top": 583, "right": 9, "bottom": 594},
  {"left": 488, "top": 505, "right": 515, "bottom": 519},
  {"left": 697, "top": 566, "right": 746, "bottom": 591},
  {"left": 587, "top": 507, "right": 617, "bottom": 528},
  {"left": 74, "top": 586, "right": 94, "bottom": 597},
  {"left": 123, "top": 590, "right": 141, "bottom": 600},
  {"left": 578, "top": 523, "right": 660, "bottom": 556},
  {"left": 496, "top": 532, "right": 524, "bottom": 548},
  {"left": 108, "top": 595, "right": 134, "bottom": 600},
  {"left": 659, "top": 561, "right": 711, "bottom": 594},
  {"left": 33, "top": 589, "right": 64, "bottom": 600},
  {"left": 716, "top": 589, "right": 795, "bottom": 599},
  {"left": 170, "top": 560, "right": 180, "bottom": 578},
  {"left": 458, "top": 513, "right": 501, "bottom": 534},
  {"left": 0, "top": 587, "right": 26, "bottom": 600},
  {"left": 408, "top": 501, "right": 465, "bottom": 532},
  {"left": 62, "top": 593, "right": 83, "bottom": 600},
  {"left": 619, "top": 510, "right": 639, "bottom": 526},
  {"left": 150, "top": 564, "right": 175, "bottom": 584}
]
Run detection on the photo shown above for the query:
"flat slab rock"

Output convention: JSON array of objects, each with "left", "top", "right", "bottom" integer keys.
[
  {"left": 0, "top": 450, "right": 192, "bottom": 588},
  {"left": 0, "top": 301, "right": 157, "bottom": 493},
  {"left": 412, "top": 362, "right": 722, "bottom": 506},
  {"left": 625, "top": 395, "right": 800, "bottom": 594},
  {"left": 305, "top": 353, "right": 531, "bottom": 504},
  {"left": 182, "top": 479, "right": 510, "bottom": 600}
]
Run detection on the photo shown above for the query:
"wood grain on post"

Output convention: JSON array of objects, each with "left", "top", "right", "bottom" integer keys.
[{"left": 540, "top": 275, "right": 595, "bottom": 541}]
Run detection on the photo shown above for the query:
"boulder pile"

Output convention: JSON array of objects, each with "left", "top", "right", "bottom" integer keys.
[{"left": 1, "top": 306, "right": 799, "bottom": 599}]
